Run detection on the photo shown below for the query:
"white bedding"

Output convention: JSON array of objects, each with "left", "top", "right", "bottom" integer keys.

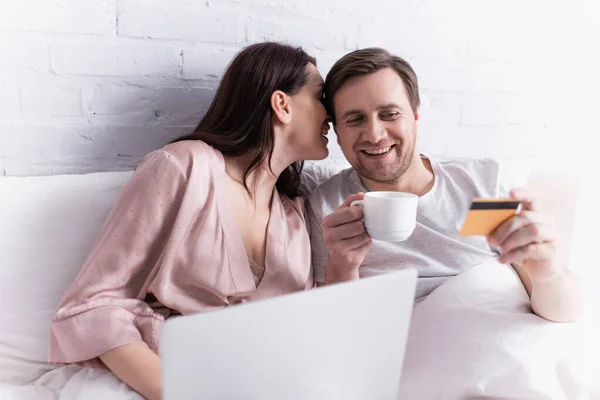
[
  {"left": 2, "top": 259, "right": 598, "bottom": 400},
  {"left": 399, "top": 259, "right": 600, "bottom": 399},
  {"left": 0, "top": 366, "right": 143, "bottom": 400}
]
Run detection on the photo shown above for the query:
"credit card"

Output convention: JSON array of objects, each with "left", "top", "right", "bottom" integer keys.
[{"left": 459, "top": 198, "right": 521, "bottom": 237}]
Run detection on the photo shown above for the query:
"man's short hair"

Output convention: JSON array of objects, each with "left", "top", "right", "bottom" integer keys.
[{"left": 324, "top": 48, "right": 420, "bottom": 125}]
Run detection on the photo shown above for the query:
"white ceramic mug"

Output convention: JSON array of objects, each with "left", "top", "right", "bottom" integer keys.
[{"left": 351, "top": 192, "right": 419, "bottom": 241}]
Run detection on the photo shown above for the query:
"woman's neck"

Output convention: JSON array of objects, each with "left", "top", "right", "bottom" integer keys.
[{"left": 223, "top": 152, "right": 282, "bottom": 207}]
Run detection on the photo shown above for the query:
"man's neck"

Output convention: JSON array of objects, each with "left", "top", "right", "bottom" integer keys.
[{"left": 360, "top": 155, "right": 435, "bottom": 197}]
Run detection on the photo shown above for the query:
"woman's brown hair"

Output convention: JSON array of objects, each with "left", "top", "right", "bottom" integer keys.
[{"left": 172, "top": 42, "right": 316, "bottom": 199}]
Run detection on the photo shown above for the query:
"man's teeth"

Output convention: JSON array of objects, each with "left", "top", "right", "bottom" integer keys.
[{"left": 364, "top": 146, "right": 391, "bottom": 155}]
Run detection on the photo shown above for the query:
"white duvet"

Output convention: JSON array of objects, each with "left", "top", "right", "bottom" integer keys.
[
  {"left": 0, "top": 366, "right": 143, "bottom": 400},
  {"left": 399, "top": 259, "right": 600, "bottom": 399},
  {"left": 2, "top": 260, "right": 598, "bottom": 400}
]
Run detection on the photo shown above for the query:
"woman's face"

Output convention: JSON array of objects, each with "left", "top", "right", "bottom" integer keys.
[{"left": 286, "top": 63, "right": 330, "bottom": 161}]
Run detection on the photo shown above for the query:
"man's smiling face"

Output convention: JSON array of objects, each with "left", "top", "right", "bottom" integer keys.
[{"left": 333, "top": 67, "right": 420, "bottom": 183}]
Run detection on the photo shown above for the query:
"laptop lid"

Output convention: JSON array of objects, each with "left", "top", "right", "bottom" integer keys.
[{"left": 162, "top": 268, "right": 417, "bottom": 400}]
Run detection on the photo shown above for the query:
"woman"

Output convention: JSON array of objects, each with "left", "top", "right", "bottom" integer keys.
[{"left": 48, "top": 42, "right": 331, "bottom": 400}]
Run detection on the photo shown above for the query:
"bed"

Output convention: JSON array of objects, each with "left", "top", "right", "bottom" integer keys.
[{"left": 1, "top": 161, "right": 598, "bottom": 399}]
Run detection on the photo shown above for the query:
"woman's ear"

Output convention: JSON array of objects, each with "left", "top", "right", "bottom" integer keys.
[{"left": 271, "top": 90, "right": 292, "bottom": 125}]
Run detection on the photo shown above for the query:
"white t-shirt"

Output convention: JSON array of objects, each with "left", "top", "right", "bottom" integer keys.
[{"left": 306, "top": 156, "right": 510, "bottom": 302}]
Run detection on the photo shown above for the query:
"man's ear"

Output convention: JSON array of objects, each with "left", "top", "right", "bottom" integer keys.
[
  {"left": 414, "top": 107, "right": 420, "bottom": 121},
  {"left": 271, "top": 90, "right": 292, "bottom": 125}
]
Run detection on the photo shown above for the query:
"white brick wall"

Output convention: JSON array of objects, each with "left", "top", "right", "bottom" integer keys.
[
  {"left": 0, "top": 39, "right": 49, "bottom": 71},
  {"left": 0, "top": 0, "right": 598, "bottom": 176},
  {"left": 0, "top": 0, "right": 116, "bottom": 35},
  {"left": 181, "top": 46, "right": 240, "bottom": 79},
  {"left": 50, "top": 44, "right": 183, "bottom": 77},
  {"left": 21, "top": 85, "right": 83, "bottom": 116},
  {"left": 118, "top": 3, "right": 243, "bottom": 43}
]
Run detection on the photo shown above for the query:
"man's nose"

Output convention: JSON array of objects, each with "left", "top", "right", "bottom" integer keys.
[{"left": 362, "top": 118, "right": 386, "bottom": 143}]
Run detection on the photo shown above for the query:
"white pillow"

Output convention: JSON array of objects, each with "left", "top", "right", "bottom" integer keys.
[
  {"left": 0, "top": 162, "right": 342, "bottom": 386},
  {"left": 301, "top": 161, "right": 349, "bottom": 194},
  {"left": 0, "top": 171, "right": 132, "bottom": 385},
  {"left": 398, "top": 259, "right": 600, "bottom": 399}
]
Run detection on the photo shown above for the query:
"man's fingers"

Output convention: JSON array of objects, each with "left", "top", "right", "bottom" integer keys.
[
  {"left": 329, "top": 236, "right": 373, "bottom": 270},
  {"left": 330, "top": 232, "right": 372, "bottom": 253},
  {"left": 324, "top": 220, "right": 367, "bottom": 243},
  {"left": 509, "top": 188, "right": 538, "bottom": 211},
  {"left": 489, "top": 211, "right": 552, "bottom": 246},
  {"left": 339, "top": 192, "right": 365, "bottom": 209},
  {"left": 498, "top": 223, "right": 557, "bottom": 253},
  {"left": 354, "top": 238, "right": 373, "bottom": 254},
  {"left": 498, "top": 241, "right": 556, "bottom": 266},
  {"left": 323, "top": 205, "right": 364, "bottom": 230}
]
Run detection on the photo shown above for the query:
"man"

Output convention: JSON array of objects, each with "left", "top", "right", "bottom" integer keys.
[{"left": 307, "top": 48, "right": 581, "bottom": 322}]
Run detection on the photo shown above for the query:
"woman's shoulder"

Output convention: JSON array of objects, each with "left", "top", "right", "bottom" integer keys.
[
  {"left": 146, "top": 140, "right": 223, "bottom": 179},
  {"left": 161, "top": 139, "right": 221, "bottom": 164}
]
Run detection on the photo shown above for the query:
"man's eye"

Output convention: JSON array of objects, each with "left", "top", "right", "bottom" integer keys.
[
  {"left": 347, "top": 116, "right": 363, "bottom": 124},
  {"left": 381, "top": 112, "right": 400, "bottom": 120}
]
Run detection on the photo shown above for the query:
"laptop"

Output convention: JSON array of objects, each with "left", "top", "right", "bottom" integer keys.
[{"left": 161, "top": 268, "right": 417, "bottom": 400}]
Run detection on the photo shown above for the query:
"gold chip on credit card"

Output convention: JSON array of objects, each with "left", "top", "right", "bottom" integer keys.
[{"left": 459, "top": 198, "right": 521, "bottom": 237}]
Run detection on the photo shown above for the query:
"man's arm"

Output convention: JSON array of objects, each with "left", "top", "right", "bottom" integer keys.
[
  {"left": 512, "top": 262, "right": 582, "bottom": 322},
  {"left": 306, "top": 197, "right": 334, "bottom": 286},
  {"left": 489, "top": 188, "right": 583, "bottom": 322}
]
